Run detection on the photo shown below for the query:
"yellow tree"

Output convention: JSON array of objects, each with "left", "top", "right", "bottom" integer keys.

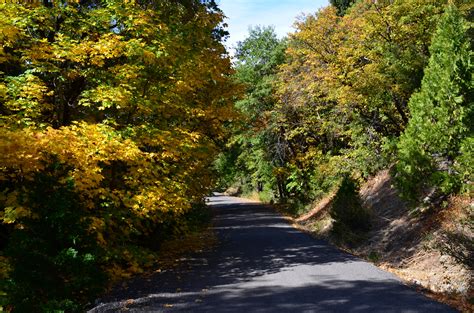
[
  {"left": 275, "top": 1, "right": 470, "bottom": 185},
  {"left": 0, "top": 0, "right": 237, "bottom": 311}
]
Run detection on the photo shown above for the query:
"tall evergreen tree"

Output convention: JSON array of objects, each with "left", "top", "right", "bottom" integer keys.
[{"left": 396, "top": 4, "right": 473, "bottom": 200}]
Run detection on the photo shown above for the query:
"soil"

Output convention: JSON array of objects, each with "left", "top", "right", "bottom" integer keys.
[{"left": 295, "top": 169, "right": 473, "bottom": 312}]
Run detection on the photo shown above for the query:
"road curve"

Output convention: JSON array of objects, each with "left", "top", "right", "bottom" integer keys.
[{"left": 89, "top": 194, "right": 455, "bottom": 313}]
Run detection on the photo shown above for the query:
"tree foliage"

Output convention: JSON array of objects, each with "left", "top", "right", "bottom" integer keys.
[
  {"left": 0, "top": 0, "right": 237, "bottom": 311},
  {"left": 330, "top": 176, "right": 371, "bottom": 245},
  {"left": 396, "top": 4, "right": 473, "bottom": 200},
  {"left": 215, "top": 26, "right": 287, "bottom": 199},
  {"left": 329, "top": 0, "right": 356, "bottom": 15},
  {"left": 220, "top": 0, "right": 472, "bottom": 215},
  {"left": 2, "top": 0, "right": 472, "bottom": 310},
  {"left": 273, "top": 0, "right": 472, "bottom": 203}
]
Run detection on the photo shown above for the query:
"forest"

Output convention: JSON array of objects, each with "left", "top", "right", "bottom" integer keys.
[{"left": 0, "top": 0, "right": 472, "bottom": 312}]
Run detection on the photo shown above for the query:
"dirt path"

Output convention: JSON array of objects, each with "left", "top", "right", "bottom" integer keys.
[{"left": 88, "top": 194, "right": 456, "bottom": 312}]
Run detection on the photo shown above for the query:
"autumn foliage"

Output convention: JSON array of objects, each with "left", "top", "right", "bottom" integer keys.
[
  {"left": 1, "top": 0, "right": 472, "bottom": 311},
  {"left": 219, "top": 0, "right": 472, "bottom": 216},
  {"left": 0, "top": 0, "right": 237, "bottom": 311}
]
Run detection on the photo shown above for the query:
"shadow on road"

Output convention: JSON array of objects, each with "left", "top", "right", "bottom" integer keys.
[
  {"left": 89, "top": 194, "right": 455, "bottom": 313},
  {"left": 116, "top": 280, "right": 446, "bottom": 313}
]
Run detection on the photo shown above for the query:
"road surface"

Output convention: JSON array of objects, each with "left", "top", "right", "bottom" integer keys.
[{"left": 89, "top": 194, "right": 455, "bottom": 312}]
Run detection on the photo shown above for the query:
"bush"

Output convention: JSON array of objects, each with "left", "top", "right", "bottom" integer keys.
[
  {"left": 330, "top": 176, "right": 371, "bottom": 245},
  {"left": 3, "top": 163, "right": 106, "bottom": 312}
]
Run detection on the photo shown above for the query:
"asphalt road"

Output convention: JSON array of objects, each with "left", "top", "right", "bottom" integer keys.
[{"left": 89, "top": 194, "right": 455, "bottom": 313}]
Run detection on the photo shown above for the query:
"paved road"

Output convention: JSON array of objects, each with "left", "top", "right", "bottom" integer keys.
[{"left": 89, "top": 194, "right": 455, "bottom": 312}]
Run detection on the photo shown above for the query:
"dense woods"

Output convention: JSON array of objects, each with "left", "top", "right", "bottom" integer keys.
[
  {"left": 217, "top": 1, "right": 473, "bottom": 294},
  {"left": 0, "top": 0, "right": 472, "bottom": 311},
  {"left": 0, "top": 0, "right": 237, "bottom": 311},
  {"left": 219, "top": 0, "right": 472, "bottom": 211}
]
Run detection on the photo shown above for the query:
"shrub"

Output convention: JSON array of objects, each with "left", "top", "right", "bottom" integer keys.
[
  {"left": 3, "top": 163, "right": 106, "bottom": 312},
  {"left": 330, "top": 176, "right": 371, "bottom": 245}
]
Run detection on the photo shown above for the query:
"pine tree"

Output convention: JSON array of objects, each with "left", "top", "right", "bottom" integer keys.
[{"left": 396, "top": 4, "right": 473, "bottom": 200}]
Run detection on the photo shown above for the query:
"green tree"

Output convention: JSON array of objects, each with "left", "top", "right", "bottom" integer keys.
[
  {"left": 330, "top": 0, "right": 356, "bottom": 15},
  {"left": 330, "top": 176, "right": 371, "bottom": 245},
  {"left": 396, "top": 4, "right": 473, "bottom": 200},
  {"left": 216, "top": 26, "right": 287, "bottom": 199},
  {"left": 271, "top": 1, "right": 468, "bottom": 205}
]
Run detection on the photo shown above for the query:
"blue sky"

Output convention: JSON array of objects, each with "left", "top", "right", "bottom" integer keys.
[{"left": 217, "top": 0, "right": 329, "bottom": 52}]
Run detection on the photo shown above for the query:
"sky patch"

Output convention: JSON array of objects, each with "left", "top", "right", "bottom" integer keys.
[{"left": 217, "top": 0, "right": 329, "bottom": 53}]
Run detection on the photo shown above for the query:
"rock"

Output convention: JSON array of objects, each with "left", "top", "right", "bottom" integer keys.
[{"left": 439, "top": 255, "right": 450, "bottom": 264}]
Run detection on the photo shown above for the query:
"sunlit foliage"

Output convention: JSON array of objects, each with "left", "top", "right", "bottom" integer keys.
[
  {"left": 219, "top": 0, "right": 472, "bottom": 215},
  {"left": 272, "top": 0, "right": 472, "bottom": 202},
  {"left": 0, "top": 0, "right": 237, "bottom": 311},
  {"left": 215, "top": 26, "right": 287, "bottom": 200},
  {"left": 396, "top": 4, "right": 473, "bottom": 200}
]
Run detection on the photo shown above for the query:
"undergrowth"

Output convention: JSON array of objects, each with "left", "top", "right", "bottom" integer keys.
[{"left": 330, "top": 176, "right": 372, "bottom": 247}]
